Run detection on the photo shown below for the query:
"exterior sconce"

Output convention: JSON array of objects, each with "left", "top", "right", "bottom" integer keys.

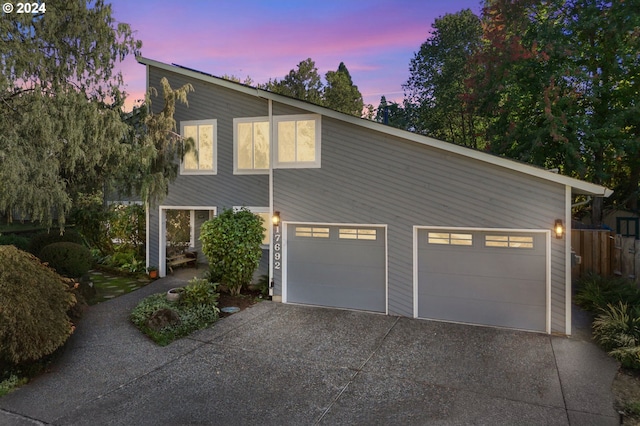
[
  {"left": 272, "top": 211, "right": 281, "bottom": 228},
  {"left": 554, "top": 219, "right": 564, "bottom": 239}
]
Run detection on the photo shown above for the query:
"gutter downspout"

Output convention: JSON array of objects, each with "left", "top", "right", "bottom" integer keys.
[
  {"left": 571, "top": 196, "right": 592, "bottom": 208},
  {"left": 268, "top": 99, "right": 274, "bottom": 297}
]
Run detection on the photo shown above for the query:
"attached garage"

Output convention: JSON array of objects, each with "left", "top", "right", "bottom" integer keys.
[
  {"left": 284, "top": 223, "right": 387, "bottom": 313},
  {"left": 415, "top": 228, "right": 549, "bottom": 332}
]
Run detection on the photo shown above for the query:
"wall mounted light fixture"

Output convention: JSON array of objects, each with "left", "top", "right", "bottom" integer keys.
[
  {"left": 554, "top": 219, "right": 564, "bottom": 239},
  {"left": 272, "top": 211, "right": 281, "bottom": 228}
]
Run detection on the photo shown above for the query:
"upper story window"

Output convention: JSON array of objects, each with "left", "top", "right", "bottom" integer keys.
[
  {"left": 234, "top": 117, "right": 270, "bottom": 174},
  {"left": 274, "top": 114, "right": 321, "bottom": 168},
  {"left": 181, "top": 119, "right": 217, "bottom": 174}
]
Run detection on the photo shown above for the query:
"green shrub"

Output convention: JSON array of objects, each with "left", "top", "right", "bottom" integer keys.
[
  {"left": 575, "top": 273, "right": 640, "bottom": 313},
  {"left": 0, "top": 246, "right": 76, "bottom": 365},
  {"left": 0, "top": 234, "right": 30, "bottom": 251},
  {"left": 179, "top": 278, "right": 219, "bottom": 308},
  {"left": 39, "top": 242, "right": 93, "bottom": 278},
  {"left": 28, "top": 229, "right": 83, "bottom": 256},
  {"left": 593, "top": 302, "right": 640, "bottom": 369},
  {"left": 200, "top": 208, "right": 264, "bottom": 295},
  {"left": 105, "top": 248, "right": 136, "bottom": 268},
  {"left": 108, "top": 203, "right": 146, "bottom": 257}
]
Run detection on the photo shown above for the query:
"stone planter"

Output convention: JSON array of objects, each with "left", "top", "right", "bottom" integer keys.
[{"left": 167, "top": 288, "right": 183, "bottom": 302}]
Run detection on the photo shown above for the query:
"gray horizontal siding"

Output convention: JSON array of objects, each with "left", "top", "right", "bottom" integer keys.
[
  {"left": 145, "top": 66, "right": 570, "bottom": 333},
  {"left": 274, "top": 116, "right": 568, "bottom": 332},
  {"left": 147, "top": 67, "right": 270, "bottom": 271}
]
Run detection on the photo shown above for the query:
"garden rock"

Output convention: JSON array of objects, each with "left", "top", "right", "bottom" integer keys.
[{"left": 146, "top": 308, "right": 181, "bottom": 331}]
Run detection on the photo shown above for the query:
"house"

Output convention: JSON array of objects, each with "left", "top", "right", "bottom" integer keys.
[{"left": 139, "top": 57, "right": 612, "bottom": 335}]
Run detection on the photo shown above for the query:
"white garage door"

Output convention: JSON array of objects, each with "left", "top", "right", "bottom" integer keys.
[
  {"left": 286, "top": 224, "right": 386, "bottom": 313},
  {"left": 416, "top": 228, "right": 548, "bottom": 332}
]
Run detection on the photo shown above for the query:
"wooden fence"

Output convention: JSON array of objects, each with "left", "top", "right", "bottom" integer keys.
[{"left": 572, "top": 229, "right": 639, "bottom": 283}]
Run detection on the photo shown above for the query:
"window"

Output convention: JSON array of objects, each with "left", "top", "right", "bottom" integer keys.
[
  {"left": 181, "top": 120, "right": 217, "bottom": 174},
  {"left": 428, "top": 232, "right": 473, "bottom": 246},
  {"left": 485, "top": 235, "right": 534, "bottom": 248},
  {"left": 339, "top": 228, "right": 377, "bottom": 240},
  {"left": 617, "top": 217, "right": 639, "bottom": 239},
  {"left": 274, "top": 115, "right": 321, "bottom": 168},
  {"left": 233, "top": 207, "right": 271, "bottom": 246},
  {"left": 295, "top": 227, "right": 330, "bottom": 238},
  {"left": 234, "top": 118, "right": 270, "bottom": 174}
]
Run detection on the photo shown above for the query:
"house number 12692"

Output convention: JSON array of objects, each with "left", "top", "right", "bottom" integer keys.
[{"left": 274, "top": 233, "right": 281, "bottom": 269}]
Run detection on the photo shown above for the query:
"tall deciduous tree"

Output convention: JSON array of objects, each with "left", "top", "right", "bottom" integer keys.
[
  {"left": 404, "top": 9, "right": 484, "bottom": 148},
  {"left": 467, "top": 0, "right": 640, "bottom": 221},
  {"left": 265, "top": 58, "right": 324, "bottom": 105},
  {"left": 324, "top": 62, "right": 364, "bottom": 116},
  {"left": 0, "top": 0, "right": 141, "bottom": 227}
]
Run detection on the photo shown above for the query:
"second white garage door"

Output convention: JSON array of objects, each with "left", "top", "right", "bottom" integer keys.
[
  {"left": 416, "top": 228, "right": 549, "bottom": 332},
  {"left": 285, "top": 224, "right": 387, "bottom": 313}
]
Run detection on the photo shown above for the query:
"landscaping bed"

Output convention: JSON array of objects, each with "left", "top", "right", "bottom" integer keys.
[{"left": 218, "top": 288, "right": 264, "bottom": 317}]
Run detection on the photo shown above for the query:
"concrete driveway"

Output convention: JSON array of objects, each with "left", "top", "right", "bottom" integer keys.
[{"left": 0, "top": 276, "right": 620, "bottom": 425}]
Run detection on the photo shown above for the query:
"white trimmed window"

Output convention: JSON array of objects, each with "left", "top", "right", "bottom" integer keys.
[
  {"left": 274, "top": 114, "right": 321, "bottom": 168},
  {"left": 234, "top": 118, "right": 270, "bottom": 174},
  {"left": 234, "top": 207, "right": 270, "bottom": 246},
  {"left": 181, "top": 120, "right": 217, "bottom": 174}
]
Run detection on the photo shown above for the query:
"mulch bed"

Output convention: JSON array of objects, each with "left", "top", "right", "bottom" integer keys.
[{"left": 217, "top": 288, "right": 266, "bottom": 318}]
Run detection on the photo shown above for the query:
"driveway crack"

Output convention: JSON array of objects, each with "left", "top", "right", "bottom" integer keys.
[{"left": 314, "top": 316, "right": 401, "bottom": 425}]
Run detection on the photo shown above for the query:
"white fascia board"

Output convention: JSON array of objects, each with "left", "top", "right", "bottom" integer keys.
[{"left": 137, "top": 56, "right": 612, "bottom": 198}]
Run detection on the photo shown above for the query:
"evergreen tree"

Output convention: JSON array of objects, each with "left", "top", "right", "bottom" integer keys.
[{"left": 324, "top": 62, "right": 364, "bottom": 116}]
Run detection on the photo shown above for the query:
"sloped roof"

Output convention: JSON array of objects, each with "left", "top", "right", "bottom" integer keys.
[{"left": 137, "top": 56, "right": 612, "bottom": 198}]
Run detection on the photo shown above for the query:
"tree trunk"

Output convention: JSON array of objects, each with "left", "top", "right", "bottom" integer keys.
[{"left": 591, "top": 196, "right": 604, "bottom": 227}]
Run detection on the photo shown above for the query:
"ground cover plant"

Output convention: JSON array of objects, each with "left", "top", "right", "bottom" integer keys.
[
  {"left": 575, "top": 272, "right": 640, "bottom": 422},
  {"left": 576, "top": 273, "right": 640, "bottom": 369},
  {"left": 130, "top": 278, "right": 220, "bottom": 346}
]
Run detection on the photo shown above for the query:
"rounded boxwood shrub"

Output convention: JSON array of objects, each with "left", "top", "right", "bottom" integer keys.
[
  {"left": 39, "top": 242, "right": 93, "bottom": 278},
  {"left": 0, "top": 246, "right": 76, "bottom": 365},
  {"left": 27, "top": 229, "right": 83, "bottom": 256},
  {"left": 0, "top": 234, "right": 30, "bottom": 251}
]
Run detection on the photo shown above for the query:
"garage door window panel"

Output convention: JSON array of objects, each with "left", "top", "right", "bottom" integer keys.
[
  {"left": 339, "top": 228, "right": 377, "bottom": 240},
  {"left": 428, "top": 232, "right": 473, "bottom": 246},
  {"left": 485, "top": 235, "right": 534, "bottom": 249},
  {"left": 295, "top": 227, "right": 330, "bottom": 238}
]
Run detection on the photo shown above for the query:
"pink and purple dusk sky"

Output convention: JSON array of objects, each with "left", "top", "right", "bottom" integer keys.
[{"left": 110, "top": 0, "right": 483, "bottom": 111}]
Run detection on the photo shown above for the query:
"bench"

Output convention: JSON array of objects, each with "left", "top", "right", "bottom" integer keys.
[{"left": 167, "top": 251, "right": 198, "bottom": 274}]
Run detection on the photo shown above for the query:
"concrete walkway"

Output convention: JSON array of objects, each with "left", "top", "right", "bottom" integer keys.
[{"left": 0, "top": 275, "right": 620, "bottom": 425}]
